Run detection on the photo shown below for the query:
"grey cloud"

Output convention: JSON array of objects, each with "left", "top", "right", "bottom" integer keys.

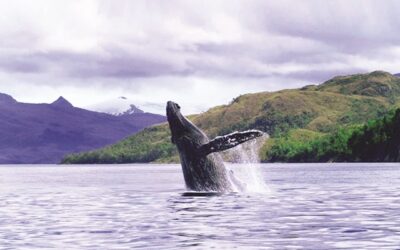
[
  {"left": 194, "top": 41, "right": 338, "bottom": 65},
  {"left": 256, "top": 1, "right": 400, "bottom": 54},
  {"left": 67, "top": 52, "right": 190, "bottom": 79},
  {"left": 0, "top": 57, "right": 42, "bottom": 73},
  {"left": 0, "top": 48, "right": 192, "bottom": 79}
]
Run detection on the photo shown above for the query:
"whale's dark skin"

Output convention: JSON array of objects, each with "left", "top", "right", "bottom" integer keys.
[{"left": 166, "top": 101, "right": 263, "bottom": 192}]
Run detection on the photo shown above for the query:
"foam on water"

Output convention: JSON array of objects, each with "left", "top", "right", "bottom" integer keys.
[{"left": 224, "top": 134, "right": 270, "bottom": 193}]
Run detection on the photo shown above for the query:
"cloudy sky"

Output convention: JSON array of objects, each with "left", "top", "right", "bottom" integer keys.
[{"left": 0, "top": 0, "right": 400, "bottom": 114}]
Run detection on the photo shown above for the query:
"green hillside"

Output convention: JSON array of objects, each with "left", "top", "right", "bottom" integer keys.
[
  {"left": 265, "top": 108, "right": 400, "bottom": 162},
  {"left": 62, "top": 71, "right": 400, "bottom": 164}
]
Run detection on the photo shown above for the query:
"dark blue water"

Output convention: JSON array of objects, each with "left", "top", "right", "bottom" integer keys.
[{"left": 1, "top": 163, "right": 400, "bottom": 249}]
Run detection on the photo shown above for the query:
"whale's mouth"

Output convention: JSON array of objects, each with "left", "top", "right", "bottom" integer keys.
[
  {"left": 166, "top": 101, "right": 182, "bottom": 124},
  {"left": 166, "top": 101, "right": 185, "bottom": 143},
  {"left": 166, "top": 101, "right": 180, "bottom": 116},
  {"left": 166, "top": 101, "right": 204, "bottom": 144}
]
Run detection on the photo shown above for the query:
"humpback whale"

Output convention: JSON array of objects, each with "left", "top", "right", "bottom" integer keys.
[{"left": 166, "top": 101, "right": 263, "bottom": 192}]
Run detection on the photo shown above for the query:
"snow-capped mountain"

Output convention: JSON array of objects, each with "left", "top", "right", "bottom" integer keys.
[
  {"left": 87, "top": 96, "right": 149, "bottom": 116},
  {"left": 119, "top": 104, "right": 144, "bottom": 116}
]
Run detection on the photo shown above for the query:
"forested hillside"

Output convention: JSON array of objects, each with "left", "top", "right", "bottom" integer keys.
[{"left": 264, "top": 109, "right": 400, "bottom": 162}]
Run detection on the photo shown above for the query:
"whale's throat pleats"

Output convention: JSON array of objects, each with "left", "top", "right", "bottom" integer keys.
[{"left": 170, "top": 112, "right": 207, "bottom": 145}]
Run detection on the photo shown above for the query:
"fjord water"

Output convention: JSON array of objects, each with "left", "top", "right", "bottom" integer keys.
[{"left": 1, "top": 164, "right": 400, "bottom": 249}]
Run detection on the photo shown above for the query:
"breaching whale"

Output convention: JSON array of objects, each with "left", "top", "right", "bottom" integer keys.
[{"left": 166, "top": 101, "right": 263, "bottom": 192}]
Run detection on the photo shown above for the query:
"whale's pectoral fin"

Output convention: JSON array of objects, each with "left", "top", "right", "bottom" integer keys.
[{"left": 199, "top": 130, "right": 264, "bottom": 155}]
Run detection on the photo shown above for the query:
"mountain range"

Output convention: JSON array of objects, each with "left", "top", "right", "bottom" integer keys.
[
  {"left": 0, "top": 94, "right": 165, "bottom": 163},
  {"left": 62, "top": 71, "right": 400, "bottom": 164}
]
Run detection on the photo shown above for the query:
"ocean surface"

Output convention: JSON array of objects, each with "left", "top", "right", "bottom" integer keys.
[{"left": 1, "top": 163, "right": 400, "bottom": 249}]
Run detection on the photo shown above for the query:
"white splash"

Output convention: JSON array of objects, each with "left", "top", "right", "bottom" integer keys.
[{"left": 225, "top": 134, "right": 270, "bottom": 193}]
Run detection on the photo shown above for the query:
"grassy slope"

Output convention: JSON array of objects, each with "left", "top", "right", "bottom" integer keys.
[{"left": 62, "top": 71, "right": 400, "bottom": 164}]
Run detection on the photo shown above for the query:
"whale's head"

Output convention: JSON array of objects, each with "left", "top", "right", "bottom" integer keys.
[{"left": 166, "top": 101, "right": 204, "bottom": 144}]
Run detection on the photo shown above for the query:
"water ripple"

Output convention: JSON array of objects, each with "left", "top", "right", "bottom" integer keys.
[{"left": 0, "top": 163, "right": 400, "bottom": 249}]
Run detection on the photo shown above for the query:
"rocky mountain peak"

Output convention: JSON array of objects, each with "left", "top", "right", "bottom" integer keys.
[
  {"left": 120, "top": 104, "right": 144, "bottom": 116},
  {"left": 51, "top": 96, "right": 73, "bottom": 108},
  {"left": 0, "top": 93, "right": 17, "bottom": 105}
]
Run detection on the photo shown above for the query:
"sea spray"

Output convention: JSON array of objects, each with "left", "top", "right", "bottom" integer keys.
[{"left": 224, "top": 134, "right": 270, "bottom": 193}]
